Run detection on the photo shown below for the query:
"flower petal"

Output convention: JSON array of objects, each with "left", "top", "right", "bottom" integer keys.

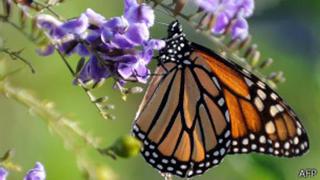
[
  {"left": 118, "top": 63, "right": 133, "bottom": 79},
  {"left": 194, "top": 0, "right": 220, "bottom": 13},
  {"left": 124, "top": 0, "right": 139, "bottom": 12},
  {"left": 111, "top": 33, "right": 135, "bottom": 49},
  {"left": 101, "top": 28, "right": 114, "bottom": 44},
  {"left": 61, "top": 14, "right": 89, "bottom": 35},
  {"left": 36, "top": 14, "right": 62, "bottom": 32},
  {"left": 84, "top": 8, "right": 106, "bottom": 26},
  {"left": 0, "top": 168, "right": 8, "bottom": 180},
  {"left": 212, "top": 12, "right": 230, "bottom": 35},
  {"left": 77, "top": 56, "right": 111, "bottom": 83},
  {"left": 145, "top": 39, "right": 166, "bottom": 50},
  {"left": 103, "top": 16, "right": 129, "bottom": 34},
  {"left": 235, "top": 0, "right": 254, "bottom": 17},
  {"left": 75, "top": 44, "right": 90, "bottom": 57},
  {"left": 125, "top": 4, "right": 155, "bottom": 27},
  {"left": 125, "top": 23, "right": 149, "bottom": 45},
  {"left": 24, "top": 162, "right": 46, "bottom": 180},
  {"left": 231, "top": 17, "right": 249, "bottom": 40},
  {"left": 134, "top": 62, "right": 148, "bottom": 77}
]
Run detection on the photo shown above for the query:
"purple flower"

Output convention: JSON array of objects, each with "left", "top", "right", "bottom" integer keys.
[
  {"left": 195, "top": 0, "right": 220, "bottom": 12},
  {"left": 76, "top": 56, "right": 111, "bottom": 83},
  {"left": 103, "top": 17, "right": 129, "bottom": 34},
  {"left": 125, "top": 23, "right": 150, "bottom": 45},
  {"left": 0, "top": 168, "right": 8, "bottom": 180},
  {"left": 231, "top": 17, "right": 249, "bottom": 40},
  {"left": 212, "top": 12, "right": 229, "bottom": 35},
  {"left": 116, "top": 55, "right": 150, "bottom": 83},
  {"left": 195, "top": 0, "right": 254, "bottom": 39},
  {"left": 24, "top": 162, "right": 46, "bottom": 180},
  {"left": 37, "top": 1, "right": 165, "bottom": 87},
  {"left": 235, "top": 0, "right": 254, "bottom": 17},
  {"left": 84, "top": 8, "right": 106, "bottom": 26},
  {"left": 142, "top": 39, "right": 166, "bottom": 62},
  {"left": 36, "top": 14, "right": 64, "bottom": 39},
  {"left": 124, "top": 0, "right": 155, "bottom": 27},
  {"left": 36, "top": 44, "right": 55, "bottom": 56},
  {"left": 60, "top": 14, "right": 89, "bottom": 36}
]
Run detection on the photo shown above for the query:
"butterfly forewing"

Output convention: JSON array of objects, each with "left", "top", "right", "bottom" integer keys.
[{"left": 193, "top": 44, "right": 309, "bottom": 157}]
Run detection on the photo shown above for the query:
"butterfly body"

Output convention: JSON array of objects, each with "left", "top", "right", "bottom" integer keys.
[{"left": 132, "top": 21, "right": 309, "bottom": 178}]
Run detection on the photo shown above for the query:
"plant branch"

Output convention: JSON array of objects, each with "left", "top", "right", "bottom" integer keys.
[
  {"left": 0, "top": 79, "right": 100, "bottom": 150},
  {"left": 56, "top": 50, "right": 113, "bottom": 120},
  {"left": 148, "top": 0, "right": 283, "bottom": 88},
  {"left": 0, "top": 77, "right": 117, "bottom": 179},
  {"left": 0, "top": 15, "right": 39, "bottom": 44},
  {"left": 0, "top": 48, "right": 36, "bottom": 73}
]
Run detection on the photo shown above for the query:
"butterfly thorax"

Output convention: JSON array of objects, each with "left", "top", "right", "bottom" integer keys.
[{"left": 159, "top": 21, "right": 194, "bottom": 65}]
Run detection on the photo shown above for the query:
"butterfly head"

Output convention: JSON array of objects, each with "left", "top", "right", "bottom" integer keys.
[{"left": 167, "top": 20, "right": 184, "bottom": 38}]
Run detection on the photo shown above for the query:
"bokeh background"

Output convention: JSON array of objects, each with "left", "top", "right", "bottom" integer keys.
[{"left": 1, "top": 0, "right": 320, "bottom": 179}]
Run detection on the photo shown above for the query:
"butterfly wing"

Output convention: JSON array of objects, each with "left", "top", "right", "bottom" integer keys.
[
  {"left": 191, "top": 42, "right": 309, "bottom": 157},
  {"left": 132, "top": 60, "right": 231, "bottom": 178}
]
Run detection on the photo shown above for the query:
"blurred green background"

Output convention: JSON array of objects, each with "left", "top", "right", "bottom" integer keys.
[{"left": 1, "top": 0, "right": 320, "bottom": 179}]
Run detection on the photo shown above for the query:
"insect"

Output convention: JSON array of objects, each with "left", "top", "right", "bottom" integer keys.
[{"left": 132, "top": 20, "right": 309, "bottom": 178}]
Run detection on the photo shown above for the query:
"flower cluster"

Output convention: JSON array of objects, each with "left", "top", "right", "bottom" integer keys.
[
  {"left": 195, "top": 0, "right": 254, "bottom": 40},
  {"left": 37, "top": 0, "right": 165, "bottom": 86},
  {"left": 0, "top": 162, "right": 46, "bottom": 180}
]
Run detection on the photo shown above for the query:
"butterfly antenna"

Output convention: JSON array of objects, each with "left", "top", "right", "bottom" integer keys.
[
  {"left": 155, "top": 21, "right": 170, "bottom": 27},
  {"left": 154, "top": 3, "right": 175, "bottom": 18}
]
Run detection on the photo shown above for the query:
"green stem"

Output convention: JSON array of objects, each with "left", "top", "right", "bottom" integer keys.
[{"left": 0, "top": 78, "right": 116, "bottom": 179}]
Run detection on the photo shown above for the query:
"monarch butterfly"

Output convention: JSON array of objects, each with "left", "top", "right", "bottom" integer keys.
[{"left": 132, "top": 20, "right": 309, "bottom": 178}]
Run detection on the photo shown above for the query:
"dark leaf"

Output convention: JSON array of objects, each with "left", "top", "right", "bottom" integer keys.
[{"left": 75, "top": 57, "right": 86, "bottom": 74}]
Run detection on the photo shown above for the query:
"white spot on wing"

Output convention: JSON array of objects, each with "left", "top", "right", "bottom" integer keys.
[
  {"left": 218, "top": 98, "right": 225, "bottom": 106},
  {"left": 183, "top": 60, "right": 191, "bottom": 64},
  {"left": 270, "top": 105, "right": 279, "bottom": 117},
  {"left": 254, "top": 97, "right": 264, "bottom": 112},
  {"left": 242, "top": 138, "right": 249, "bottom": 145},
  {"left": 257, "top": 89, "right": 267, "bottom": 100},
  {"left": 244, "top": 77, "right": 254, "bottom": 86},
  {"left": 212, "top": 77, "right": 221, "bottom": 90},
  {"left": 265, "top": 121, "right": 276, "bottom": 134},
  {"left": 271, "top": 93, "right": 278, "bottom": 100},
  {"left": 257, "top": 81, "right": 266, "bottom": 89},
  {"left": 259, "top": 136, "right": 266, "bottom": 144},
  {"left": 225, "top": 110, "right": 230, "bottom": 122}
]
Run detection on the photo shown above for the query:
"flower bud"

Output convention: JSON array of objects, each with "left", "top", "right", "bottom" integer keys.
[{"left": 111, "top": 135, "right": 142, "bottom": 158}]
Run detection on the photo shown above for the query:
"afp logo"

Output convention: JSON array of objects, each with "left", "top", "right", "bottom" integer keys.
[{"left": 298, "top": 168, "right": 318, "bottom": 178}]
